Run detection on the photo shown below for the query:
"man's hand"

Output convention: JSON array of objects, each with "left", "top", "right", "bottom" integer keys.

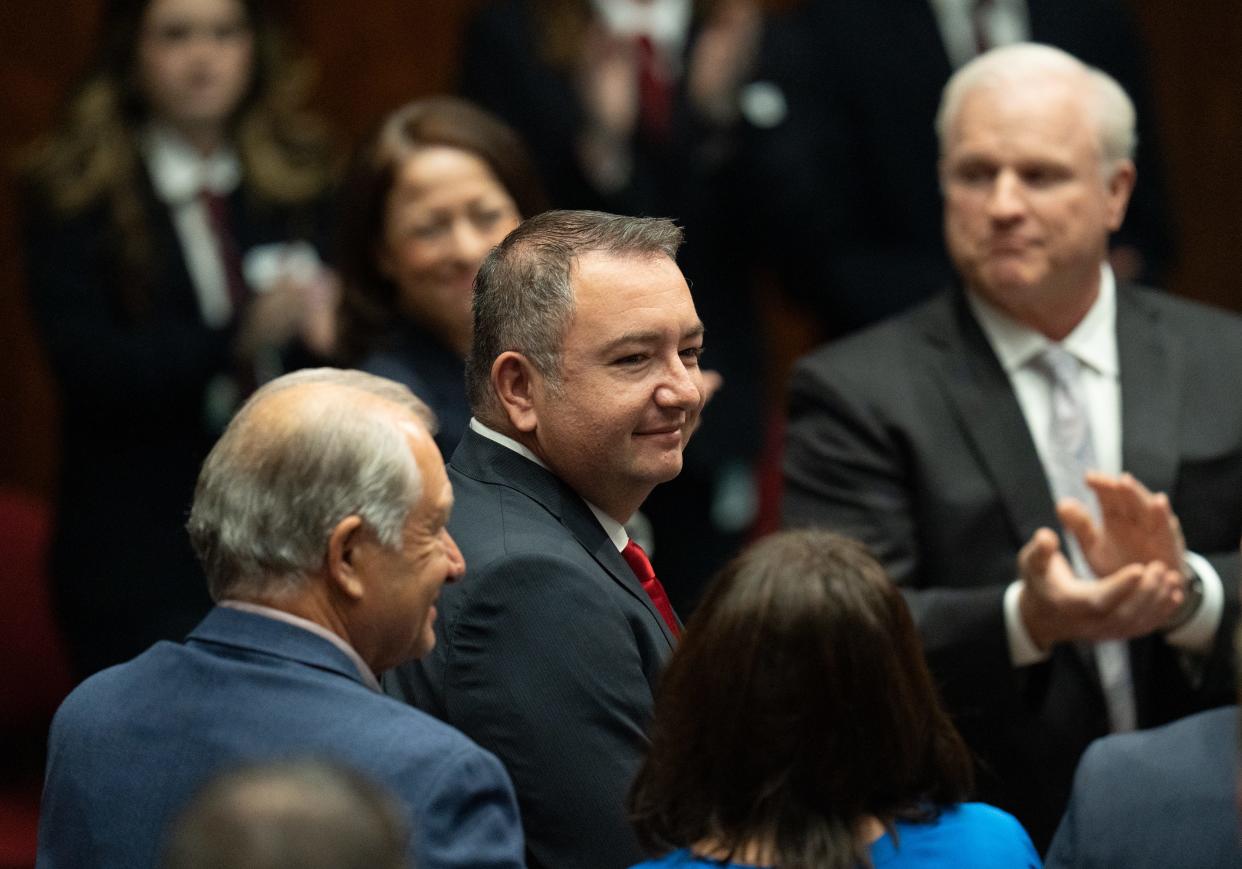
[
  {"left": 1017, "top": 527, "right": 1184, "bottom": 651},
  {"left": 1057, "top": 471, "right": 1186, "bottom": 578}
]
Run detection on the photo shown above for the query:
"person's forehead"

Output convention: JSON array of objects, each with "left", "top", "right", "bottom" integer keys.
[{"left": 952, "top": 78, "right": 1093, "bottom": 144}]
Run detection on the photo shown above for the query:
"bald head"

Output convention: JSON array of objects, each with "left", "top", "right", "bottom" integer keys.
[
  {"left": 187, "top": 369, "right": 438, "bottom": 601},
  {"left": 936, "top": 43, "right": 1137, "bottom": 170}
]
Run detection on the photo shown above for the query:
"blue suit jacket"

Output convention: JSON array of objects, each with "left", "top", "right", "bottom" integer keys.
[
  {"left": 36, "top": 606, "right": 525, "bottom": 869},
  {"left": 1046, "top": 706, "right": 1242, "bottom": 868},
  {"left": 385, "top": 428, "right": 678, "bottom": 869}
]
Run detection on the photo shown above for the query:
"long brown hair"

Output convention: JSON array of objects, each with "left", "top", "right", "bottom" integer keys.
[
  {"left": 335, "top": 96, "right": 547, "bottom": 363},
  {"left": 628, "top": 530, "right": 974, "bottom": 869},
  {"left": 22, "top": 0, "right": 336, "bottom": 317}
]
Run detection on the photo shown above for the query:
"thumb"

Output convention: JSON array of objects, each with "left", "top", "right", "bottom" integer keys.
[{"left": 1057, "top": 498, "right": 1098, "bottom": 552}]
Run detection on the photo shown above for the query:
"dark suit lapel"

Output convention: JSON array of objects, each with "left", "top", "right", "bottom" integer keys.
[
  {"left": 451, "top": 430, "right": 678, "bottom": 647},
  {"left": 924, "top": 292, "right": 1059, "bottom": 545},
  {"left": 1117, "top": 286, "right": 1181, "bottom": 494}
]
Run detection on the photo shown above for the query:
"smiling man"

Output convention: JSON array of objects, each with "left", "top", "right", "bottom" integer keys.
[
  {"left": 385, "top": 210, "right": 705, "bottom": 869},
  {"left": 37, "top": 369, "right": 524, "bottom": 869},
  {"left": 783, "top": 44, "right": 1242, "bottom": 851}
]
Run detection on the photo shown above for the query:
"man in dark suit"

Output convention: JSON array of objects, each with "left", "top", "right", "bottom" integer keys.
[
  {"left": 783, "top": 44, "right": 1240, "bottom": 850},
  {"left": 385, "top": 210, "right": 707, "bottom": 869},
  {"left": 746, "top": 0, "right": 1173, "bottom": 335},
  {"left": 37, "top": 369, "right": 524, "bottom": 869},
  {"left": 1045, "top": 705, "right": 1241, "bottom": 867}
]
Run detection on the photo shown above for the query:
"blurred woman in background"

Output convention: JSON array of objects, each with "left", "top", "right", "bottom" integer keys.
[
  {"left": 336, "top": 96, "right": 546, "bottom": 458},
  {"left": 628, "top": 530, "right": 1041, "bottom": 869},
  {"left": 21, "top": 0, "right": 338, "bottom": 680}
]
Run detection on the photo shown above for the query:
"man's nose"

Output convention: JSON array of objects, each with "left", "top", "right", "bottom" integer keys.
[
  {"left": 654, "top": 355, "right": 702, "bottom": 409},
  {"left": 987, "top": 171, "right": 1027, "bottom": 222}
]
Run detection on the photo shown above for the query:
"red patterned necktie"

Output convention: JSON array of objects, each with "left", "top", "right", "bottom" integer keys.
[{"left": 621, "top": 539, "right": 680, "bottom": 638}]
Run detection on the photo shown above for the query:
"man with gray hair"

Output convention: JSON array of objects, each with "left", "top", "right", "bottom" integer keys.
[
  {"left": 37, "top": 369, "right": 525, "bottom": 869},
  {"left": 386, "top": 210, "right": 707, "bottom": 869},
  {"left": 783, "top": 43, "right": 1241, "bottom": 849}
]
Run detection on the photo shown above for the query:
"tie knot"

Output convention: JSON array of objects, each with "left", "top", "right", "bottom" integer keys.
[
  {"left": 1032, "top": 344, "right": 1082, "bottom": 387},
  {"left": 622, "top": 539, "right": 656, "bottom": 583}
]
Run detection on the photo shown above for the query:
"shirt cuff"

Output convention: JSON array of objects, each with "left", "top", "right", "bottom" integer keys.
[
  {"left": 1165, "top": 551, "right": 1224, "bottom": 652},
  {"left": 1005, "top": 579, "right": 1051, "bottom": 667}
]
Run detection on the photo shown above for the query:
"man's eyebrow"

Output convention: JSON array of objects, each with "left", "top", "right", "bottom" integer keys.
[
  {"left": 600, "top": 330, "right": 663, "bottom": 355},
  {"left": 683, "top": 323, "right": 705, "bottom": 342}
]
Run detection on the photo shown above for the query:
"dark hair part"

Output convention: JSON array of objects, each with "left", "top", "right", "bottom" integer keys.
[
  {"left": 466, "top": 209, "right": 684, "bottom": 421},
  {"left": 22, "top": 0, "right": 336, "bottom": 318},
  {"left": 336, "top": 96, "right": 548, "bottom": 361},
  {"left": 628, "top": 530, "right": 974, "bottom": 869},
  {"left": 161, "top": 758, "right": 409, "bottom": 869}
]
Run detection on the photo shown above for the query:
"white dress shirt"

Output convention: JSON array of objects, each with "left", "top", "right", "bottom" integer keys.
[
  {"left": 143, "top": 125, "right": 242, "bottom": 328},
  {"left": 927, "top": 0, "right": 1030, "bottom": 68},
  {"left": 968, "top": 265, "right": 1223, "bottom": 667}
]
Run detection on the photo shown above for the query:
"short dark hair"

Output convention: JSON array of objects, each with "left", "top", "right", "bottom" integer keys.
[
  {"left": 466, "top": 209, "right": 684, "bottom": 420},
  {"left": 336, "top": 96, "right": 547, "bottom": 361},
  {"left": 628, "top": 530, "right": 974, "bottom": 869},
  {"left": 161, "top": 759, "right": 409, "bottom": 869}
]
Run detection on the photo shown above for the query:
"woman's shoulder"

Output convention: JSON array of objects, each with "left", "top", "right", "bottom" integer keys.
[
  {"left": 629, "top": 849, "right": 745, "bottom": 869},
  {"left": 876, "top": 803, "right": 1041, "bottom": 868}
]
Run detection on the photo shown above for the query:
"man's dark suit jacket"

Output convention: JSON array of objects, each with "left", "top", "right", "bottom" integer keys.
[
  {"left": 385, "top": 429, "right": 679, "bottom": 869},
  {"left": 783, "top": 286, "right": 1242, "bottom": 850},
  {"left": 1047, "top": 706, "right": 1242, "bottom": 868},
  {"left": 37, "top": 606, "right": 525, "bottom": 869}
]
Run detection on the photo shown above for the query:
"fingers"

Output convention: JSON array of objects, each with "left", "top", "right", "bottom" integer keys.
[
  {"left": 1056, "top": 497, "right": 1098, "bottom": 554},
  {"left": 1092, "top": 561, "right": 1183, "bottom": 641},
  {"left": 1018, "top": 527, "right": 1061, "bottom": 587}
]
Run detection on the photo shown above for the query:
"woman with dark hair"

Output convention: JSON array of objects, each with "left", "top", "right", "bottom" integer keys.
[
  {"left": 336, "top": 96, "right": 547, "bottom": 458},
  {"left": 628, "top": 530, "right": 1041, "bottom": 868},
  {"left": 21, "top": 0, "right": 338, "bottom": 680}
]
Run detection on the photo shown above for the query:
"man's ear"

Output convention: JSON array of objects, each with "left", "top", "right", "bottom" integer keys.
[
  {"left": 325, "top": 515, "right": 367, "bottom": 601},
  {"left": 492, "top": 351, "right": 540, "bottom": 433},
  {"left": 1104, "top": 158, "right": 1136, "bottom": 232}
]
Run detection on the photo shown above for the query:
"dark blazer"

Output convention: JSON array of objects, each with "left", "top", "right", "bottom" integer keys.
[
  {"left": 782, "top": 286, "right": 1242, "bottom": 849},
  {"left": 36, "top": 606, "right": 525, "bottom": 869},
  {"left": 746, "top": 0, "right": 1174, "bottom": 333},
  {"left": 360, "top": 320, "right": 471, "bottom": 460},
  {"left": 21, "top": 171, "right": 332, "bottom": 679},
  {"left": 1046, "top": 706, "right": 1242, "bottom": 868},
  {"left": 385, "top": 428, "right": 678, "bottom": 869}
]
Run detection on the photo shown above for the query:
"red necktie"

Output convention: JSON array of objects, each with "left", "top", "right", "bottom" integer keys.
[
  {"left": 199, "top": 188, "right": 249, "bottom": 314},
  {"left": 621, "top": 539, "right": 680, "bottom": 638},
  {"left": 636, "top": 35, "right": 673, "bottom": 142}
]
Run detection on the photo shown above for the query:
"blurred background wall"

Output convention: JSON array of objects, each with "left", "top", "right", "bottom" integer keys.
[{"left": 1, "top": 0, "right": 1239, "bottom": 500}]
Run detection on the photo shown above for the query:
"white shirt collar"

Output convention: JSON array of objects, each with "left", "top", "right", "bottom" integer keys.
[
  {"left": 968, "top": 263, "right": 1119, "bottom": 378},
  {"left": 143, "top": 124, "right": 241, "bottom": 205},
  {"left": 590, "top": 0, "right": 692, "bottom": 49},
  {"left": 218, "top": 600, "right": 381, "bottom": 691},
  {"left": 468, "top": 417, "right": 629, "bottom": 552}
]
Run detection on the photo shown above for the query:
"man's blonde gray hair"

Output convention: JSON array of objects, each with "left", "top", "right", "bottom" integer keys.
[{"left": 187, "top": 369, "right": 437, "bottom": 601}]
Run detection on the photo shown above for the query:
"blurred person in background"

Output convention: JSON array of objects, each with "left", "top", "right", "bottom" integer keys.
[
  {"left": 20, "top": 0, "right": 339, "bottom": 680},
  {"left": 162, "top": 759, "right": 411, "bottom": 869},
  {"left": 460, "top": 0, "right": 769, "bottom": 614},
  {"left": 336, "top": 96, "right": 547, "bottom": 459},
  {"left": 627, "top": 530, "right": 1040, "bottom": 869}
]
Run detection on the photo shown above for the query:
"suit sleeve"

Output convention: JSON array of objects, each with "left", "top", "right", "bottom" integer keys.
[
  {"left": 437, "top": 550, "right": 653, "bottom": 869},
  {"left": 414, "top": 743, "right": 526, "bottom": 869},
  {"left": 782, "top": 356, "right": 1013, "bottom": 687}
]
